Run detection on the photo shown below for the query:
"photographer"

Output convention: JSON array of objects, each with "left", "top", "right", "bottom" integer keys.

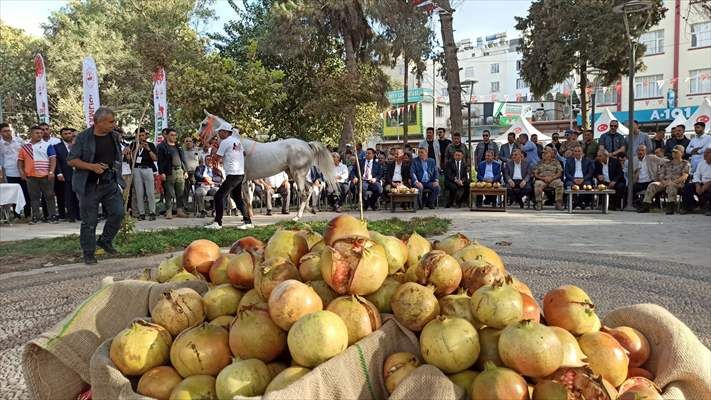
[{"left": 68, "top": 107, "right": 125, "bottom": 265}]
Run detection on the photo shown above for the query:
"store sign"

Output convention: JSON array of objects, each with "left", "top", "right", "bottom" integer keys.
[
  {"left": 581, "top": 106, "right": 699, "bottom": 125},
  {"left": 387, "top": 88, "right": 433, "bottom": 104}
]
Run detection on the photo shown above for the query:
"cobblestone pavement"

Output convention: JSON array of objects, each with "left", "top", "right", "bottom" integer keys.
[{"left": 1, "top": 248, "right": 709, "bottom": 398}]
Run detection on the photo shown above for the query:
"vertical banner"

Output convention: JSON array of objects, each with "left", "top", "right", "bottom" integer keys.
[
  {"left": 153, "top": 67, "right": 168, "bottom": 142},
  {"left": 82, "top": 57, "right": 101, "bottom": 127},
  {"left": 34, "top": 54, "right": 50, "bottom": 124}
]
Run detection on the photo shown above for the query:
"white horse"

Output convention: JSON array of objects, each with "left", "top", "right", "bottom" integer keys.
[{"left": 199, "top": 111, "right": 338, "bottom": 221}]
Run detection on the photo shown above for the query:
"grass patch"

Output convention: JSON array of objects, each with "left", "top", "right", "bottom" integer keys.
[{"left": 0, "top": 217, "right": 451, "bottom": 261}]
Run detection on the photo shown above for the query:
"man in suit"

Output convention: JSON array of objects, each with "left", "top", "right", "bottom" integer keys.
[
  {"left": 474, "top": 130, "right": 499, "bottom": 173},
  {"left": 411, "top": 146, "right": 440, "bottom": 209},
  {"left": 564, "top": 145, "right": 595, "bottom": 209},
  {"left": 54, "top": 127, "right": 79, "bottom": 222},
  {"left": 476, "top": 150, "right": 502, "bottom": 206},
  {"left": 444, "top": 149, "right": 469, "bottom": 207},
  {"left": 594, "top": 148, "right": 626, "bottom": 211},
  {"left": 504, "top": 149, "right": 531, "bottom": 208},
  {"left": 499, "top": 132, "right": 519, "bottom": 164},
  {"left": 383, "top": 147, "right": 411, "bottom": 193},
  {"left": 350, "top": 148, "right": 383, "bottom": 210}
]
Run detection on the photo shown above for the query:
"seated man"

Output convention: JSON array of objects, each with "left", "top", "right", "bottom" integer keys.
[
  {"left": 410, "top": 145, "right": 440, "bottom": 209},
  {"left": 193, "top": 156, "right": 224, "bottom": 217},
  {"left": 259, "top": 171, "right": 291, "bottom": 215},
  {"left": 504, "top": 149, "right": 531, "bottom": 208},
  {"left": 633, "top": 144, "right": 667, "bottom": 206},
  {"left": 350, "top": 148, "right": 383, "bottom": 211},
  {"left": 638, "top": 145, "right": 690, "bottom": 215},
  {"left": 306, "top": 166, "right": 323, "bottom": 213},
  {"left": 681, "top": 147, "right": 711, "bottom": 215},
  {"left": 564, "top": 145, "right": 594, "bottom": 209},
  {"left": 383, "top": 147, "right": 412, "bottom": 193},
  {"left": 533, "top": 147, "right": 564, "bottom": 210},
  {"left": 328, "top": 152, "right": 349, "bottom": 212},
  {"left": 444, "top": 149, "right": 470, "bottom": 208},
  {"left": 594, "top": 148, "right": 626, "bottom": 211},
  {"left": 476, "top": 150, "right": 502, "bottom": 206}
]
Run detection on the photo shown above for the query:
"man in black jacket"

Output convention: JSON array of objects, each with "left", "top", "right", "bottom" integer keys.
[
  {"left": 157, "top": 128, "right": 188, "bottom": 218},
  {"left": 444, "top": 149, "right": 470, "bottom": 208},
  {"left": 594, "top": 148, "right": 626, "bottom": 210},
  {"left": 383, "top": 147, "right": 411, "bottom": 193},
  {"left": 54, "top": 127, "right": 79, "bottom": 222},
  {"left": 665, "top": 125, "right": 690, "bottom": 159}
]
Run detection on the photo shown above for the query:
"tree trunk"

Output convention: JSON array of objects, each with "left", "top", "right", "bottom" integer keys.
[
  {"left": 403, "top": 57, "right": 409, "bottom": 145},
  {"left": 339, "top": 32, "right": 358, "bottom": 152},
  {"left": 437, "top": 0, "right": 463, "bottom": 136},
  {"left": 579, "top": 62, "right": 588, "bottom": 129}
]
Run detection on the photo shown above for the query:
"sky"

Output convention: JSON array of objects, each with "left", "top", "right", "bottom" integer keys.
[{"left": 0, "top": 0, "right": 533, "bottom": 43}]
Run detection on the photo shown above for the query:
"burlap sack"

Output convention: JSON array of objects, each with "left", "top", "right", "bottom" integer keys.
[
  {"left": 88, "top": 317, "right": 422, "bottom": 400},
  {"left": 389, "top": 365, "right": 466, "bottom": 400},
  {"left": 22, "top": 279, "right": 208, "bottom": 400},
  {"left": 603, "top": 303, "right": 711, "bottom": 400}
]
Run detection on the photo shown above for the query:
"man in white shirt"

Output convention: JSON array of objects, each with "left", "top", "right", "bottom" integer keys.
[
  {"left": 686, "top": 122, "right": 711, "bottom": 172},
  {"left": 205, "top": 124, "right": 252, "bottom": 230},
  {"left": 0, "top": 123, "right": 30, "bottom": 217},
  {"left": 258, "top": 171, "right": 290, "bottom": 216},
  {"left": 327, "top": 152, "right": 349, "bottom": 212},
  {"left": 681, "top": 146, "right": 711, "bottom": 215},
  {"left": 633, "top": 144, "right": 667, "bottom": 196}
]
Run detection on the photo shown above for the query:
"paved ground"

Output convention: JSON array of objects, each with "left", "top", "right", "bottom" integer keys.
[{"left": 0, "top": 209, "right": 709, "bottom": 398}]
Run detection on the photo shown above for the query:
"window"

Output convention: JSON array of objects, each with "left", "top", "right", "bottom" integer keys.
[
  {"left": 640, "top": 29, "right": 664, "bottom": 54},
  {"left": 593, "top": 85, "right": 618, "bottom": 105},
  {"left": 490, "top": 63, "right": 500, "bottom": 74},
  {"left": 691, "top": 22, "right": 711, "bottom": 48},
  {"left": 491, "top": 81, "right": 500, "bottom": 92},
  {"left": 516, "top": 60, "right": 523, "bottom": 71},
  {"left": 440, "top": 88, "right": 448, "bottom": 97},
  {"left": 516, "top": 78, "right": 527, "bottom": 89},
  {"left": 689, "top": 69, "right": 711, "bottom": 94},
  {"left": 634, "top": 74, "right": 663, "bottom": 99},
  {"left": 464, "top": 66, "right": 475, "bottom": 79},
  {"left": 436, "top": 106, "right": 444, "bottom": 118}
]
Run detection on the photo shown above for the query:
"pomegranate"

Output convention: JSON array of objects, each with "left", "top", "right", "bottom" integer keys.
[
  {"left": 627, "top": 367, "right": 655, "bottom": 380},
  {"left": 202, "top": 284, "right": 242, "bottom": 320},
  {"left": 268, "top": 279, "right": 323, "bottom": 330},
  {"left": 308, "top": 280, "right": 338, "bottom": 306},
  {"left": 226, "top": 252, "right": 257, "bottom": 289},
  {"left": 137, "top": 366, "right": 182, "bottom": 400},
  {"left": 237, "top": 288, "right": 267, "bottom": 311},
  {"left": 209, "top": 254, "right": 235, "bottom": 285},
  {"left": 364, "top": 276, "right": 402, "bottom": 313},
  {"left": 265, "top": 366, "right": 311, "bottom": 393},
  {"left": 109, "top": 321, "right": 172, "bottom": 376},
  {"left": 460, "top": 259, "right": 504, "bottom": 295},
  {"left": 320, "top": 238, "right": 388, "bottom": 295},
  {"left": 549, "top": 326, "right": 587, "bottom": 368},
  {"left": 470, "top": 279, "right": 523, "bottom": 329},
  {"left": 310, "top": 240, "right": 325, "bottom": 253},
  {"left": 433, "top": 233, "right": 471, "bottom": 255},
  {"left": 298, "top": 229, "right": 323, "bottom": 250},
  {"left": 208, "top": 315, "right": 234, "bottom": 330},
  {"left": 370, "top": 231, "right": 408, "bottom": 274},
  {"left": 511, "top": 276, "right": 534, "bottom": 298},
  {"left": 323, "top": 214, "right": 369, "bottom": 245},
  {"left": 602, "top": 326, "right": 651, "bottom": 368},
  {"left": 264, "top": 229, "right": 309, "bottom": 265},
  {"left": 151, "top": 287, "right": 205, "bottom": 336},
  {"left": 453, "top": 241, "right": 506, "bottom": 274},
  {"left": 183, "top": 239, "right": 221, "bottom": 274},
  {"left": 406, "top": 231, "right": 431, "bottom": 270},
  {"left": 215, "top": 358, "right": 271, "bottom": 398},
  {"left": 170, "top": 323, "right": 231, "bottom": 377},
  {"left": 499, "top": 320, "right": 563, "bottom": 378},
  {"left": 384, "top": 352, "right": 420, "bottom": 394},
  {"left": 229, "top": 307, "right": 286, "bottom": 362},
  {"left": 168, "top": 269, "right": 205, "bottom": 283},
  {"left": 287, "top": 310, "right": 348, "bottom": 367},
  {"left": 157, "top": 254, "right": 183, "bottom": 282},
  {"left": 521, "top": 293, "right": 542, "bottom": 323},
  {"left": 470, "top": 362, "right": 529, "bottom": 400},
  {"left": 578, "top": 331, "right": 629, "bottom": 387},
  {"left": 254, "top": 257, "right": 301, "bottom": 300},
  {"left": 266, "top": 362, "right": 288, "bottom": 379},
  {"left": 543, "top": 285, "right": 600, "bottom": 335},
  {"left": 298, "top": 251, "right": 322, "bottom": 281},
  {"left": 544, "top": 367, "right": 615, "bottom": 400},
  {"left": 420, "top": 316, "right": 480, "bottom": 373},
  {"left": 476, "top": 327, "right": 504, "bottom": 369},
  {"left": 617, "top": 377, "right": 662, "bottom": 400},
  {"left": 532, "top": 380, "right": 569, "bottom": 400},
  {"left": 168, "top": 375, "right": 215, "bottom": 400},
  {"left": 390, "top": 282, "right": 440, "bottom": 331},
  {"left": 439, "top": 289, "right": 476, "bottom": 326},
  {"left": 412, "top": 250, "right": 462, "bottom": 296},
  {"left": 229, "top": 235, "right": 265, "bottom": 256},
  {"left": 447, "top": 370, "right": 478, "bottom": 399},
  {"left": 326, "top": 295, "right": 381, "bottom": 345}
]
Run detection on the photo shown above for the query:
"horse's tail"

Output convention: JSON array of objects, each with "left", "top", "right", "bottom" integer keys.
[{"left": 309, "top": 141, "right": 338, "bottom": 190}]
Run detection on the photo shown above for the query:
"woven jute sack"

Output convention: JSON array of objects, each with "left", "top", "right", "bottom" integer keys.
[
  {"left": 389, "top": 364, "right": 466, "bottom": 400},
  {"left": 22, "top": 279, "right": 208, "bottom": 400},
  {"left": 603, "top": 303, "right": 711, "bottom": 400},
  {"left": 89, "top": 316, "right": 421, "bottom": 400}
]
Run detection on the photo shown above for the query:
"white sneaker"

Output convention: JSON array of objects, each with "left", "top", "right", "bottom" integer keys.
[
  {"left": 204, "top": 221, "right": 222, "bottom": 230},
  {"left": 237, "top": 223, "right": 254, "bottom": 230}
]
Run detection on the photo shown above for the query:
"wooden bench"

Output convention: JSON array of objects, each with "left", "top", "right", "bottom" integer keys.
[
  {"left": 564, "top": 189, "right": 617, "bottom": 214},
  {"left": 388, "top": 192, "right": 417, "bottom": 213},
  {"left": 469, "top": 187, "right": 507, "bottom": 212}
]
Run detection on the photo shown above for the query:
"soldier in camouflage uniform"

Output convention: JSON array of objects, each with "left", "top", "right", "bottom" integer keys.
[
  {"left": 533, "top": 147, "right": 564, "bottom": 210},
  {"left": 638, "top": 145, "right": 690, "bottom": 215}
]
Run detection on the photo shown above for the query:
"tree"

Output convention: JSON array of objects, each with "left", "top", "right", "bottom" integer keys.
[
  {"left": 435, "top": 0, "right": 464, "bottom": 136},
  {"left": 515, "top": 0, "right": 666, "bottom": 128}
]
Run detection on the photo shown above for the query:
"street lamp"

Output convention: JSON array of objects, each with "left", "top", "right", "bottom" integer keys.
[
  {"left": 613, "top": 0, "right": 653, "bottom": 211},
  {"left": 461, "top": 79, "right": 477, "bottom": 152}
]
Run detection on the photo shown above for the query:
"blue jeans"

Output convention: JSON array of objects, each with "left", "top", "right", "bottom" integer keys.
[{"left": 78, "top": 181, "right": 125, "bottom": 256}]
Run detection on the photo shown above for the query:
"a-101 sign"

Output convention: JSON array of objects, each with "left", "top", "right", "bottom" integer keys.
[{"left": 648, "top": 107, "right": 695, "bottom": 121}]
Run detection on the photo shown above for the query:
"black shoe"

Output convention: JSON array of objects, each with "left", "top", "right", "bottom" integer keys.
[
  {"left": 637, "top": 203, "right": 651, "bottom": 213},
  {"left": 372, "top": 204, "right": 379, "bottom": 211},
  {"left": 29, "top": 218, "right": 39, "bottom": 225},
  {"left": 83, "top": 254, "right": 98, "bottom": 265},
  {"left": 678, "top": 207, "right": 689, "bottom": 215},
  {"left": 281, "top": 210, "right": 289, "bottom": 215},
  {"left": 335, "top": 206, "right": 342, "bottom": 213},
  {"left": 665, "top": 205, "right": 675, "bottom": 215},
  {"left": 97, "top": 239, "right": 118, "bottom": 255},
  {"left": 149, "top": 213, "right": 156, "bottom": 221},
  {"left": 139, "top": 214, "right": 146, "bottom": 220},
  {"left": 705, "top": 209, "right": 711, "bottom": 216},
  {"left": 266, "top": 209, "right": 272, "bottom": 216},
  {"left": 67, "top": 218, "right": 76, "bottom": 223}
]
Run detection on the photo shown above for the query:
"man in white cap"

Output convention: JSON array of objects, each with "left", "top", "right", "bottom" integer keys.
[{"left": 204, "top": 122, "right": 252, "bottom": 230}]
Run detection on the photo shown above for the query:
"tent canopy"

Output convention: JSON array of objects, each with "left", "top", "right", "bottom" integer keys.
[
  {"left": 665, "top": 113, "right": 688, "bottom": 133},
  {"left": 594, "top": 108, "right": 629, "bottom": 138},
  {"left": 494, "top": 117, "right": 552, "bottom": 144},
  {"left": 684, "top": 98, "right": 711, "bottom": 134}
]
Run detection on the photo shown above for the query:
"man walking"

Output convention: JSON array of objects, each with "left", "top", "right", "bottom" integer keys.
[
  {"left": 157, "top": 128, "right": 188, "bottom": 219},
  {"left": 18, "top": 126, "right": 59, "bottom": 224},
  {"left": 131, "top": 128, "right": 158, "bottom": 220},
  {"left": 54, "top": 127, "right": 80, "bottom": 222},
  {"left": 67, "top": 107, "right": 125, "bottom": 264}
]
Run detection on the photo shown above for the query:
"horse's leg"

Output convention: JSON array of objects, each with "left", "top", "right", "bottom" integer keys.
[{"left": 292, "top": 170, "right": 311, "bottom": 221}]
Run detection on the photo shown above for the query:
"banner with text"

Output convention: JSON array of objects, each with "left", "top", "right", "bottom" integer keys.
[
  {"left": 82, "top": 56, "right": 101, "bottom": 127},
  {"left": 153, "top": 67, "right": 168, "bottom": 142},
  {"left": 34, "top": 54, "right": 50, "bottom": 124}
]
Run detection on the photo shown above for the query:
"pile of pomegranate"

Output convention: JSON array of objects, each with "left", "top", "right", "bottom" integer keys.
[{"left": 111, "top": 215, "right": 660, "bottom": 400}]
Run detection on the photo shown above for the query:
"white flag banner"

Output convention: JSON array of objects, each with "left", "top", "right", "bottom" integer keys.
[
  {"left": 34, "top": 54, "right": 50, "bottom": 124},
  {"left": 153, "top": 67, "right": 168, "bottom": 142},
  {"left": 82, "top": 57, "right": 101, "bottom": 127},
  {"left": 656, "top": 80, "right": 665, "bottom": 90},
  {"left": 602, "top": 87, "right": 608, "bottom": 94}
]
